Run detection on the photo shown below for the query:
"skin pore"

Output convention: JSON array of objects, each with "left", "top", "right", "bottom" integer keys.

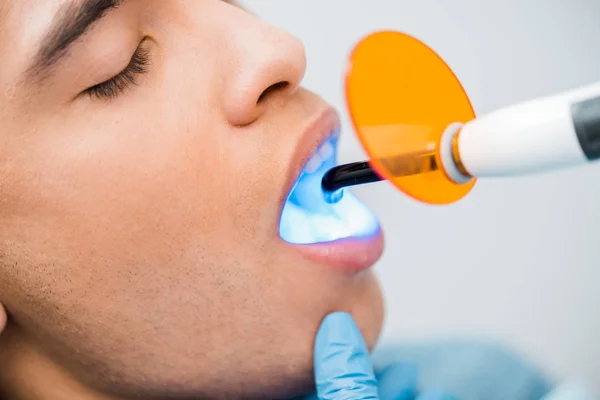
[{"left": 0, "top": 1, "right": 384, "bottom": 399}]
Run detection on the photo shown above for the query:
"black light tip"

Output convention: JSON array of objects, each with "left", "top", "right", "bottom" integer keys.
[{"left": 321, "top": 161, "right": 383, "bottom": 193}]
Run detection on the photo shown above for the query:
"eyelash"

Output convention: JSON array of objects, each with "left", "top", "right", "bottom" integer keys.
[{"left": 85, "top": 43, "right": 150, "bottom": 100}]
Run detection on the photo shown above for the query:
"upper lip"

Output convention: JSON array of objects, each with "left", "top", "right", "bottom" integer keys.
[{"left": 280, "top": 107, "right": 341, "bottom": 212}]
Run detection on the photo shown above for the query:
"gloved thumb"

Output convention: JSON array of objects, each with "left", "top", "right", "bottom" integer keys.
[{"left": 313, "top": 312, "right": 379, "bottom": 400}]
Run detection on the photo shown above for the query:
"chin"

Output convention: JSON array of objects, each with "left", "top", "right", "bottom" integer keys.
[
  {"left": 223, "top": 274, "right": 385, "bottom": 400},
  {"left": 287, "top": 278, "right": 385, "bottom": 399},
  {"left": 233, "top": 285, "right": 385, "bottom": 400},
  {"left": 260, "top": 272, "right": 386, "bottom": 400},
  {"left": 119, "top": 275, "right": 384, "bottom": 400}
]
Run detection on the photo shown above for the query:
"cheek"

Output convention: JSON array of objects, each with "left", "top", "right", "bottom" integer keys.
[
  {"left": 0, "top": 99, "right": 285, "bottom": 296},
  {"left": 225, "top": 141, "right": 285, "bottom": 238},
  {"left": 1, "top": 115, "right": 237, "bottom": 277},
  {"left": 0, "top": 113, "right": 278, "bottom": 335}
]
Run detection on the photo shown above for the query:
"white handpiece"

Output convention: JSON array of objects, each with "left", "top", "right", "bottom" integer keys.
[{"left": 455, "top": 81, "right": 600, "bottom": 179}]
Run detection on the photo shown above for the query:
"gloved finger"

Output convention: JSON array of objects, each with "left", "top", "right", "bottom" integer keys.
[
  {"left": 376, "top": 363, "right": 418, "bottom": 400},
  {"left": 314, "top": 312, "right": 379, "bottom": 400},
  {"left": 415, "top": 390, "right": 458, "bottom": 400}
]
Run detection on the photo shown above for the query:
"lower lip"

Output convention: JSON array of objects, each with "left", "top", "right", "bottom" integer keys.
[{"left": 285, "top": 230, "right": 385, "bottom": 273}]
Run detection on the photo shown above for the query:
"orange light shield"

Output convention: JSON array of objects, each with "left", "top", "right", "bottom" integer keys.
[{"left": 345, "top": 31, "right": 477, "bottom": 204}]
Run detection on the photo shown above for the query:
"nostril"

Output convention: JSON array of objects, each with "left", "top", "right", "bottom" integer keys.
[{"left": 257, "top": 81, "right": 290, "bottom": 104}]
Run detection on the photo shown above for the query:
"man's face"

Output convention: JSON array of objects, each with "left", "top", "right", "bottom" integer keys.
[{"left": 0, "top": 1, "right": 384, "bottom": 398}]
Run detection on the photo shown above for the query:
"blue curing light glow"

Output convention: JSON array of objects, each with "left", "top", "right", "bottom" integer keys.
[{"left": 279, "top": 134, "right": 380, "bottom": 245}]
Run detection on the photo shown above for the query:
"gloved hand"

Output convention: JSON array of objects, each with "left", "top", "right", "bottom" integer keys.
[{"left": 308, "top": 312, "right": 456, "bottom": 400}]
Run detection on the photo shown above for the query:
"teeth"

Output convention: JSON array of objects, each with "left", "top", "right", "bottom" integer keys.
[
  {"left": 279, "top": 184, "right": 380, "bottom": 245},
  {"left": 279, "top": 130, "right": 380, "bottom": 245},
  {"left": 304, "top": 154, "right": 323, "bottom": 174},
  {"left": 303, "top": 138, "right": 336, "bottom": 175},
  {"left": 319, "top": 142, "right": 334, "bottom": 161}
]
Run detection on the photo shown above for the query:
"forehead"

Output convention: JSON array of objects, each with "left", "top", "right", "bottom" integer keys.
[
  {"left": 1, "top": 0, "right": 65, "bottom": 42},
  {"left": 0, "top": 0, "right": 244, "bottom": 50},
  {"left": 0, "top": 1, "right": 67, "bottom": 78}
]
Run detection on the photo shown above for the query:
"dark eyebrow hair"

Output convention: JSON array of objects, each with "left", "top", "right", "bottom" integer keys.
[{"left": 26, "top": 0, "right": 124, "bottom": 82}]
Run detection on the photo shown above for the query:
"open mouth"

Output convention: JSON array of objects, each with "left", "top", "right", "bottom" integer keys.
[{"left": 279, "top": 129, "right": 381, "bottom": 245}]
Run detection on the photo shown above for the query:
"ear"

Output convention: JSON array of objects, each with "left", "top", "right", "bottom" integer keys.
[{"left": 0, "top": 302, "right": 6, "bottom": 335}]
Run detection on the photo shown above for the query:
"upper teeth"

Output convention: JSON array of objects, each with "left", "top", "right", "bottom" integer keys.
[
  {"left": 319, "top": 142, "right": 334, "bottom": 161},
  {"left": 305, "top": 153, "right": 323, "bottom": 174},
  {"left": 304, "top": 137, "right": 337, "bottom": 174},
  {"left": 279, "top": 127, "right": 381, "bottom": 244},
  {"left": 284, "top": 133, "right": 340, "bottom": 214}
]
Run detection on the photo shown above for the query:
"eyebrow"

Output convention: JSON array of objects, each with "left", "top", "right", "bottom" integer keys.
[{"left": 27, "top": 0, "right": 124, "bottom": 82}]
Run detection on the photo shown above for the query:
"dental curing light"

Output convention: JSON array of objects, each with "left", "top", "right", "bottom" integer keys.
[{"left": 322, "top": 31, "right": 600, "bottom": 205}]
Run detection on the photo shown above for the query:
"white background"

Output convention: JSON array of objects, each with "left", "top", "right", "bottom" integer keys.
[{"left": 243, "top": 0, "right": 600, "bottom": 391}]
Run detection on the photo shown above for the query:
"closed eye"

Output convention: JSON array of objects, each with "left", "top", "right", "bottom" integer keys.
[{"left": 84, "top": 40, "right": 150, "bottom": 100}]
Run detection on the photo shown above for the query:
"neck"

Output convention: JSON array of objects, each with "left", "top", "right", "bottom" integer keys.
[{"left": 0, "top": 321, "right": 116, "bottom": 400}]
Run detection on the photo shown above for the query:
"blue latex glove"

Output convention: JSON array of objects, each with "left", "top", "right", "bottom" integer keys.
[{"left": 309, "top": 312, "right": 455, "bottom": 400}]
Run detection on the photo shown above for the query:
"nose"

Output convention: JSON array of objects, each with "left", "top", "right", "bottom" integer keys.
[{"left": 222, "top": 16, "right": 307, "bottom": 126}]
